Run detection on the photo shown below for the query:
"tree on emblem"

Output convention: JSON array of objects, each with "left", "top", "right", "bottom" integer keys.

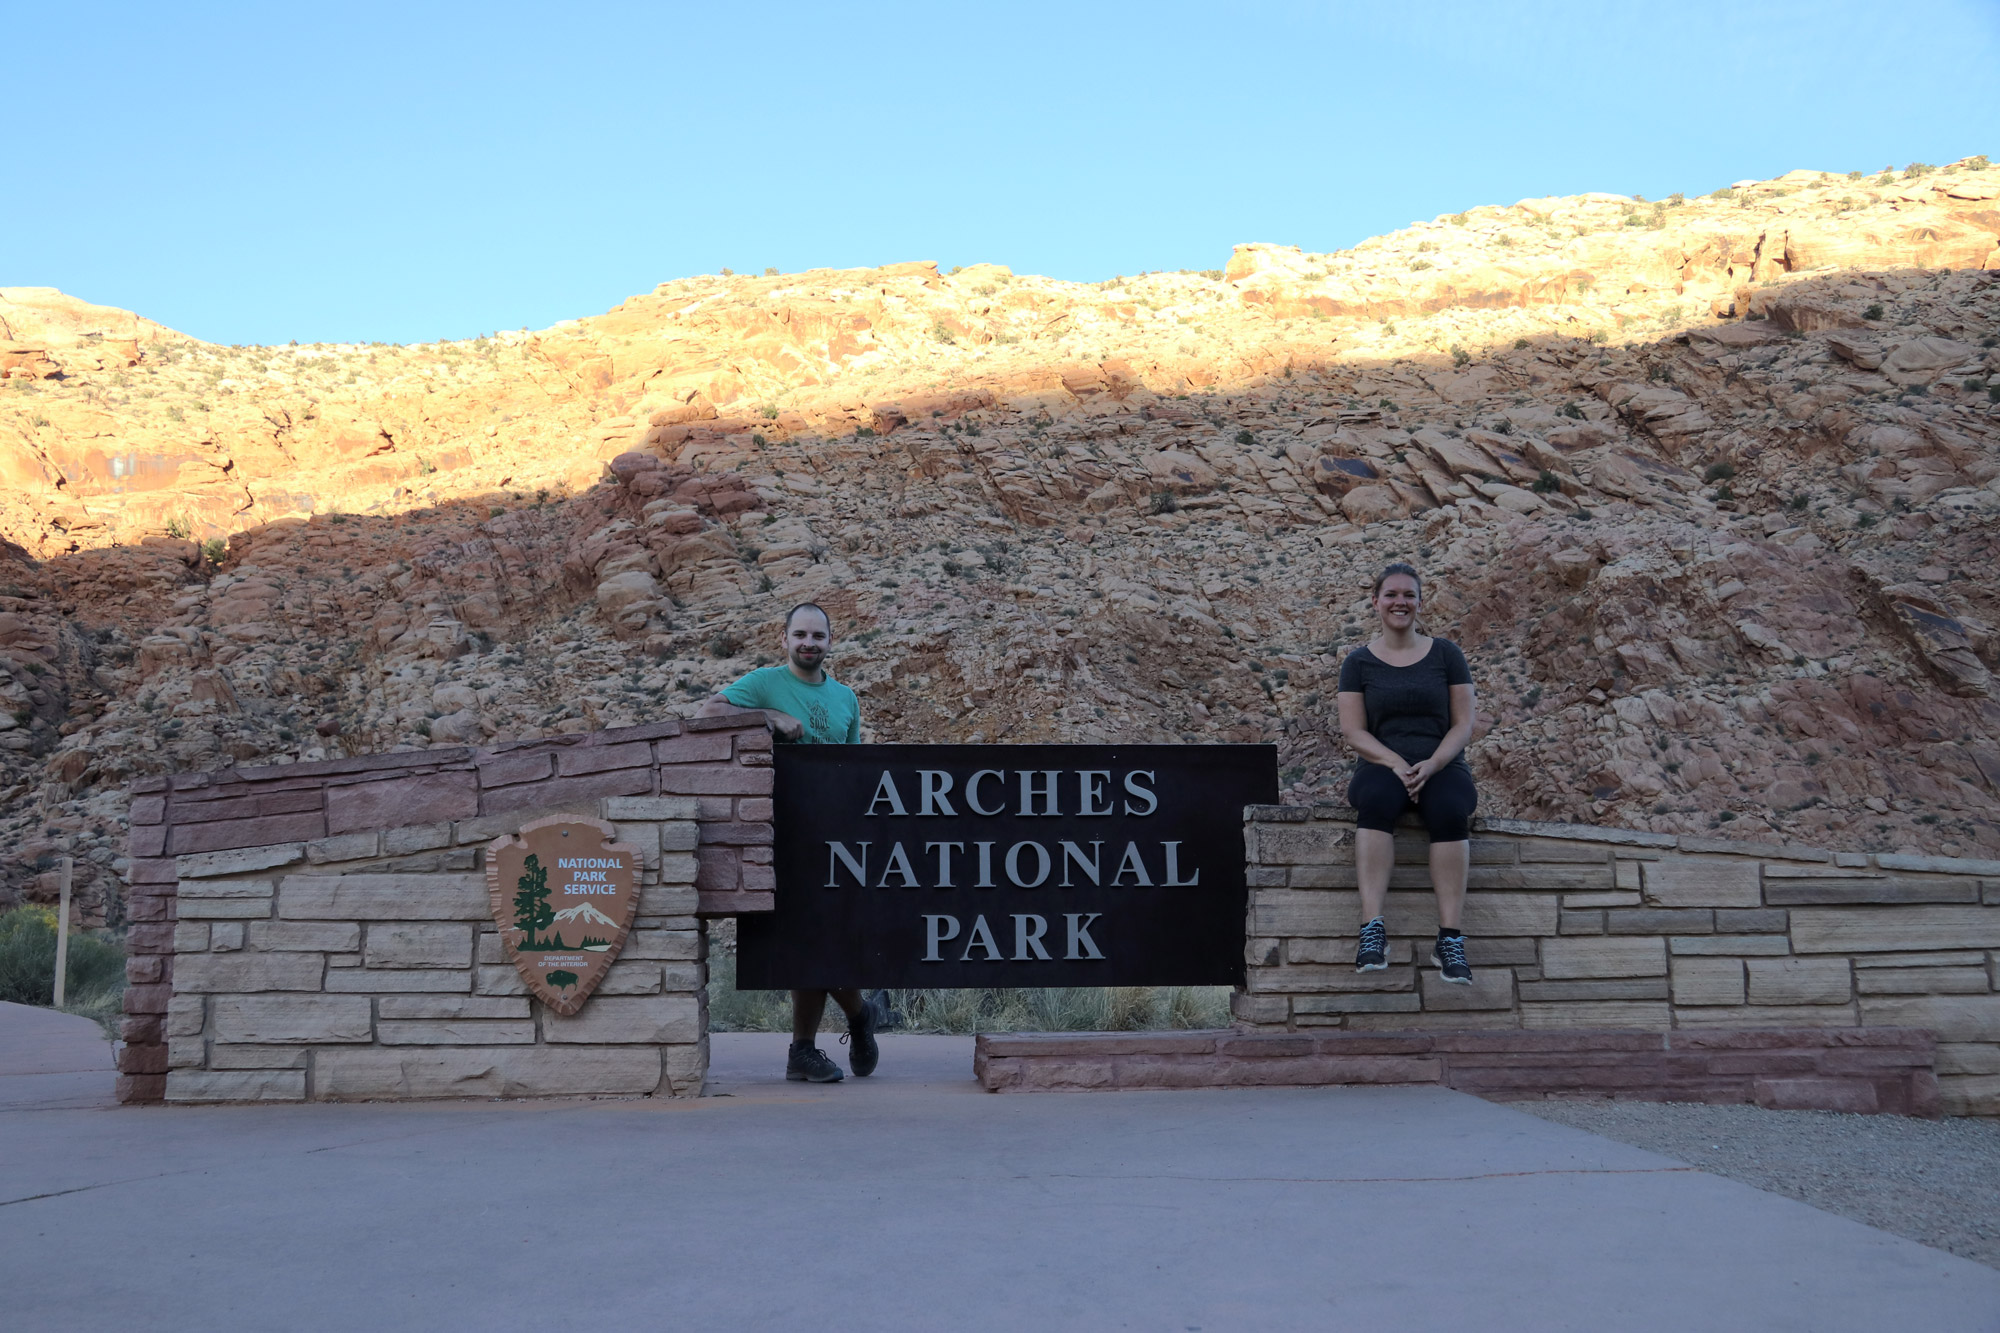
[{"left": 513, "top": 853, "right": 554, "bottom": 949}]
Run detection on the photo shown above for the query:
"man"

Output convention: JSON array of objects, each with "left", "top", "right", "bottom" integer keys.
[{"left": 697, "top": 602, "right": 875, "bottom": 1083}]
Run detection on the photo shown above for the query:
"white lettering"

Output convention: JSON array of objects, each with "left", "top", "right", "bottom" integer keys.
[
  {"left": 917, "top": 770, "right": 957, "bottom": 817},
  {"left": 974, "top": 841, "right": 996, "bottom": 888},
  {"left": 1013, "top": 914, "right": 1051, "bottom": 961},
  {"left": 1078, "top": 770, "right": 1112, "bottom": 816},
  {"left": 922, "top": 914, "right": 960, "bottom": 961},
  {"left": 1005, "top": 841, "right": 1052, "bottom": 888},
  {"left": 1058, "top": 840, "right": 1102, "bottom": 887},
  {"left": 1163, "top": 842, "right": 1199, "bottom": 887},
  {"left": 826, "top": 841, "right": 870, "bottom": 888},
  {"left": 1111, "top": 841, "right": 1153, "bottom": 886},
  {"left": 876, "top": 841, "right": 919, "bottom": 889},
  {"left": 1065, "top": 913, "right": 1105, "bottom": 960},
  {"left": 1122, "top": 770, "right": 1158, "bottom": 816},
  {"left": 967, "top": 769, "right": 1006, "bottom": 817},
  {"left": 1018, "top": 770, "right": 1060, "bottom": 817},
  {"left": 926, "top": 841, "right": 964, "bottom": 888},
  {"left": 866, "top": 771, "right": 908, "bottom": 817},
  {"left": 960, "top": 914, "right": 1003, "bottom": 962}
]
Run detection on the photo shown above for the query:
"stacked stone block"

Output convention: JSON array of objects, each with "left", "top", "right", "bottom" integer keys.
[
  {"left": 163, "top": 795, "right": 707, "bottom": 1103},
  {"left": 1238, "top": 806, "right": 2000, "bottom": 1115},
  {"left": 120, "top": 718, "right": 772, "bottom": 1103},
  {"left": 975, "top": 1028, "right": 1939, "bottom": 1114}
]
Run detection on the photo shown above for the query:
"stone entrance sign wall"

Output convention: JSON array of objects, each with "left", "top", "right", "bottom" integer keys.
[
  {"left": 118, "top": 718, "right": 773, "bottom": 1103},
  {"left": 1238, "top": 806, "right": 2000, "bottom": 1116}
]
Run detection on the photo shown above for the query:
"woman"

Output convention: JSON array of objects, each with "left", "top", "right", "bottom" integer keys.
[{"left": 1335, "top": 562, "right": 1477, "bottom": 983}]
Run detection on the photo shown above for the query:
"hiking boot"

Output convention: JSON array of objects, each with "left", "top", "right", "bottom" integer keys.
[
  {"left": 841, "top": 1002, "right": 880, "bottom": 1078},
  {"left": 1354, "top": 917, "right": 1389, "bottom": 972},
  {"left": 786, "top": 1041, "right": 844, "bottom": 1083},
  {"left": 1431, "top": 932, "right": 1473, "bottom": 985}
]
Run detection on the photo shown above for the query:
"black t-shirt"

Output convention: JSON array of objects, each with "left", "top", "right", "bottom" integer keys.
[{"left": 1337, "top": 638, "right": 1474, "bottom": 769}]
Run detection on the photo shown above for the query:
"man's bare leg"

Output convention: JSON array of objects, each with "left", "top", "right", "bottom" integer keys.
[{"left": 791, "top": 988, "right": 865, "bottom": 1044}]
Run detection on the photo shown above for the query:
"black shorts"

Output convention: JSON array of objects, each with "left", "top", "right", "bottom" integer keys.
[{"left": 1347, "top": 761, "right": 1477, "bottom": 843}]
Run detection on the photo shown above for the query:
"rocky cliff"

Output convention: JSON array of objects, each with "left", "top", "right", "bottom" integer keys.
[{"left": 4, "top": 158, "right": 1998, "bottom": 923}]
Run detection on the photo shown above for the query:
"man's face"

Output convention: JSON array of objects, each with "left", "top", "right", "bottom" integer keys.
[{"left": 785, "top": 609, "right": 832, "bottom": 673}]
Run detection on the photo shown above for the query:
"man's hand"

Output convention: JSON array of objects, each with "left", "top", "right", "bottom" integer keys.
[{"left": 697, "top": 695, "right": 804, "bottom": 742}]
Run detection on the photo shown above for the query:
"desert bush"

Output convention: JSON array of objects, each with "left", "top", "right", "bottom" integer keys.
[
  {"left": 1863, "top": 304, "right": 1885, "bottom": 320},
  {"left": 707, "top": 947, "right": 1230, "bottom": 1035},
  {"left": 0, "top": 907, "right": 126, "bottom": 1029}
]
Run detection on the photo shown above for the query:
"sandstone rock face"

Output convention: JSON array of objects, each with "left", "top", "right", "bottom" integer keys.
[{"left": 3, "top": 158, "right": 2000, "bottom": 921}]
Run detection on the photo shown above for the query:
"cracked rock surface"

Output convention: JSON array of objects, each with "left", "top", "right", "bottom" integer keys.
[{"left": 1, "top": 159, "right": 1998, "bottom": 923}]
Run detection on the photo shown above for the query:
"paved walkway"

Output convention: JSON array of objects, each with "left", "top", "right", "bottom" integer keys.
[
  {"left": 0, "top": 1000, "right": 118, "bottom": 1111},
  {"left": 4, "top": 1015, "right": 1997, "bottom": 1330}
]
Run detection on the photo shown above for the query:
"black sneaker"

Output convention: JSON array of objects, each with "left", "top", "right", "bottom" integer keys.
[
  {"left": 841, "top": 1002, "right": 880, "bottom": 1078},
  {"left": 786, "top": 1041, "right": 844, "bottom": 1082},
  {"left": 1431, "top": 932, "right": 1473, "bottom": 984},
  {"left": 1355, "top": 917, "right": 1388, "bottom": 972}
]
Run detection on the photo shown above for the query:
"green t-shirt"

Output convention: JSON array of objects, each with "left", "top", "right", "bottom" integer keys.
[{"left": 720, "top": 666, "right": 861, "bottom": 745}]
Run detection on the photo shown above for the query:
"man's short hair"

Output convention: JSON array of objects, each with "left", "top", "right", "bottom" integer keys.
[{"left": 784, "top": 602, "right": 831, "bottom": 633}]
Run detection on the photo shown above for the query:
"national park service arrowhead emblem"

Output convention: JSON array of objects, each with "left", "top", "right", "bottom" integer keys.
[{"left": 486, "top": 816, "right": 641, "bottom": 1015}]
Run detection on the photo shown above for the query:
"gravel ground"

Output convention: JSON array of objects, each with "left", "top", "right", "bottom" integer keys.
[{"left": 1515, "top": 1100, "right": 2000, "bottom": 1269}]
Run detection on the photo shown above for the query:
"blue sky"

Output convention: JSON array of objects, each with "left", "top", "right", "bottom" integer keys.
[{"left": 11, "top": 1, "right": 1997, "bottom": 346}]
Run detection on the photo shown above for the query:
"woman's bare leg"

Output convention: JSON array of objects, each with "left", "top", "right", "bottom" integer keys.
[
  {"left": 1430, "top": 838, "right": 1469, "bottom": 930},
  {"left": 1356, "top": 828, "right": 1395, "bottom": 923}
]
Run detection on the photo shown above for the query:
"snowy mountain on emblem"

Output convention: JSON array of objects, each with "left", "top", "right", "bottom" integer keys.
[{"left": 551, "top": 902, "right": 619, "bottom": 928}]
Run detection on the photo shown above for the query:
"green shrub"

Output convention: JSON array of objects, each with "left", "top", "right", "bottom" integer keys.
[
  {"left": 1704, "top": 461, "right": 1737, "bottom": 482},
  {"left": 0, "top": 907, "right": 125, "bottom": 1028},
  {"left": 1532, "top": 470, "right": 1562, "bottom": 494},
  {"left": 1863, "top": 303, "right": 1884, "bottom": 320}
]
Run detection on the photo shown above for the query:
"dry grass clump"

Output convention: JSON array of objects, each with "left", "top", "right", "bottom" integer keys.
[{"left": 706, "top": 948, "right": 1228, "bottom": 1034}]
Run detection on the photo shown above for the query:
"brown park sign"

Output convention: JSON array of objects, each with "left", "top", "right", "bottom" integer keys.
[{"left": 485, "top": 816, "right": 640, "bottom": 1015}]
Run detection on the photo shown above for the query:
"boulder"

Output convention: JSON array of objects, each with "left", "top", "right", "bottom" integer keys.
[
  {"left": 1882, "top": 337, "right": 1980, "bottom": 385},
  {"left": 1339, "top": 485, "right": 1405, "bottom": 524}
]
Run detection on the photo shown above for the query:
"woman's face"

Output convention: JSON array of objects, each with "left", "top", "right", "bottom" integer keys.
[{"left": 1373, "top": 574, "right": 1421, "bottom": 632}]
